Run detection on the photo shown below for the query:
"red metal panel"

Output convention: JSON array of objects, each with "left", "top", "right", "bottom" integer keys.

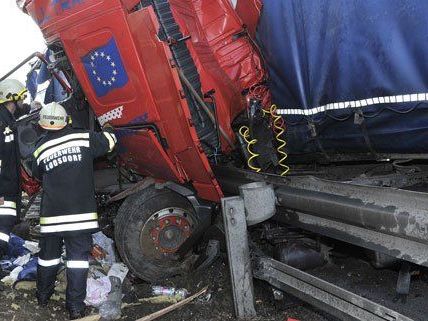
[
  {"left": 120, "top": 0, "right": 141, "bottom": 11},
  {"left": 25, "top": 0, "right": 120, "bottom": 42},
  {"left": 118, "top": 130, "right": 182, "bottom": 182},
  {"left": 235, "top": 0, "right": 262, "bottom": 37},
  {"left": 125, "top": 7, "right": 224, "bottom": 201},
  {"left": 168, "top": 0, "right": 267, "bottom": 117}
]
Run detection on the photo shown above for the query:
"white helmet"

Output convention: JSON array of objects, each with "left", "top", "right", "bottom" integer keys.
[
  {"left": 38, "top": 102, "right": 69, "bottom": 130},
  {"left": 0, "top": 79, "right": 27, "bottom": 104}
]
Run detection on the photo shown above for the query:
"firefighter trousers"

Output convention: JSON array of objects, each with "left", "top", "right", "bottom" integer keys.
[
  {"left": 37, "top": 233, "right": 92, "bottom": 310},
  {"left": 0, "top": 196, "right": 19, "bottom": 255}
]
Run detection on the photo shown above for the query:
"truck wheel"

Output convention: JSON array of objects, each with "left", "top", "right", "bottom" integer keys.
[{"left": 114, "top": 186, "right": 199, "bottom": 281}]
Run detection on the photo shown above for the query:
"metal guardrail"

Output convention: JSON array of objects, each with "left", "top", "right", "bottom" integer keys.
[{"left": 254, "top": 257, "right": 414, "bottom": 321}]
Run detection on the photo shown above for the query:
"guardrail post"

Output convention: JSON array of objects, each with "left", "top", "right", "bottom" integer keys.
[{"left": 222, "top": 196, "right": 256, "bottom": 319}]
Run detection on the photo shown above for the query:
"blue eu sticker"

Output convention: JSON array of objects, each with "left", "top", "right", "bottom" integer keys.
[{"left": 82, "top": 38, "right": 129, "bottom": 97}]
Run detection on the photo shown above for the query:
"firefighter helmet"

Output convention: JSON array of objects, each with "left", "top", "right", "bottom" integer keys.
[
  {"left": 38, "top": 102, "right": 69, "bottom": 130},
  {"left": 0, "top": 79, "right": 28, "bottom": 104}
]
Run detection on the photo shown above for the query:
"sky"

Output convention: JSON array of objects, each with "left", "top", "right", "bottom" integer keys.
[{"left": 0, "top": 0, "right": 46, "bottom": 83}]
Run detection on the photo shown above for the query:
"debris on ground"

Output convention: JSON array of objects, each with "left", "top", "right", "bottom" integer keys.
[
  {"left": 151, "top": 286, "right": 189, "bottom": 300},
  {"left": 85, "top": 275, "right": 111, "bottom": 307},
  {"left": 135, "top": 287, "right": 208, "bottom": 321},
  {"left": 139, "top": 296, "right": 181, "bottom": 305},
  {"left": 99, "top": 276, "right": 123, "bottom": 320},
  {"left": 11, "top": 303, "right": 20, "bottom": 310},
  {"left": 107, "top": 262, "right": 128, "bottom": 283},
  {"left": 2, "top": 266, "right": 24, "bottom": 286},
  {"left": 92, "top": 231, "right": 116, "bottom": 266},
  {"left": 14, "top": 280, "right": 36, "bottom": 291}
]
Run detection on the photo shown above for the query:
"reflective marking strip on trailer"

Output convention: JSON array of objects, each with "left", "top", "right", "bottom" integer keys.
[
  {"left": 33, "top": 133, "right": 90, "bottom": 158},
  {"left": 38, "top": 258, "right": 61, "bottom": 267},
  {"left": 37, "top": 140, "right": 90, "bottom": 165},
  {"left": 40, "top": 221, "right": 99, "bottom": 233},
  {"left": 40, "top": 213, "right": 98, "bottom": 225},
  {"left": 0, "top": 208, "right": 16, "bottom": 216},
  {"left": 103, "top": 132, "right": 116, "bottom": 152},
  {"left": 0, "top": 201, "right": 16, "bottom": 209},
  {"left": 0, "top": 232, "right": 9, "bottom": 243},
  {"left": 66, "top": 260, "right": 89, "bottom": 269},
  {"left": 276, "top": 92, "right": 428, "bottom": 116}
]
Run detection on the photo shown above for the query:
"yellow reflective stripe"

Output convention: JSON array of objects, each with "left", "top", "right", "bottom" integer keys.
[
  {"left": 0, "top": 232, "right": 9, "bottom": 243},
  {"left": 37, "top": 140, "right": 90, "bottom": 165},
  {"left": 40, "top": 212, "right": 97, "bottom": 225},
  {"left": 17, "top": 88, "right": 28, "bottom": 100},
  {"left": 38, "top": 258, "right": 61, "bottom": 267},
  {"left": 33, "top": 133, "right": 90, "bottom": 158},
  {"left": 66, "top": 261, "right": 89, "bottom": 269},
  {"left": 0, "top": 88, "right": 28, "bottom": 103},
  {"left": 0, "top": 201, "right": 16, "bottom": 209},
  {"left": 40, "top": 221, "right": 99, "bottom": 233},
  {"left": 103, "top": 132, "right": 116, "bottom": 152}
]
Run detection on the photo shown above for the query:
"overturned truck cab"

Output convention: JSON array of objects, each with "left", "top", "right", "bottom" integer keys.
[{"left": 14, "top": 1, "right": 428, "bottom": 316}]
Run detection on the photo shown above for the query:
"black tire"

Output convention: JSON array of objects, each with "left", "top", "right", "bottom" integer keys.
[{"left": 114, "top": 186, "right": 198, "bottom": 281}]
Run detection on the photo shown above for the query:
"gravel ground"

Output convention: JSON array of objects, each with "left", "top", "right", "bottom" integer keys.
[{"left": 1, "top": 251, "right": 426, "bottom": 321}]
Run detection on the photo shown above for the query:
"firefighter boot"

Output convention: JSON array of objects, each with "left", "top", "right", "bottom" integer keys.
[
  {"left": 68, "top": 306, "right": 86, "bottom": 320},
  {"left": 36, "top": 265, "right": 58, "bottom": 306}
]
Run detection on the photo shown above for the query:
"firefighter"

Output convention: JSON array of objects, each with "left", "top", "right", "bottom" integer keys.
[
  {"left": 0, "top": 79, "right": 29, "bottom": 256},
  {"left": 31, "top": 102, "right": 117, "bottom": 319}
]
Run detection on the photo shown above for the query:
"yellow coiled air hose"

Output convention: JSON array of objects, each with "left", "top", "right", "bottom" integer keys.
[
  {"left": 239, "top": 125, "right": 261, "bottom": 172},
  {"left": 263, "top": 104, "right": 290, "bottom": 176}
]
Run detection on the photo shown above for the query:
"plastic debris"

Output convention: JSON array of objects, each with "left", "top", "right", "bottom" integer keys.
[
  {"left": 91, "top": 244, "right": 107, "bottom": 261},
  {"left": 23, "top": 241, "right": 40, "bottom": 254},
  {"left": 89, "top": 264, "right": 108, "bottom": 279},
  {"left": 8, "top": 234, "right": 31, "bottom": 258},
  {"left": 197, "top": 292, "right": 212, "bottom": 303},
  {"left": 107, "top": 263, "right": 128, "bottom": 283},
  {"left": 0, "top": 260, "right": 14, "bottom": 271},
  {"left": 139, "top": 296, "right": 181, "bottom": 304},
  {"left": 92, "top": 232, "right": 116, "bottom": 265},
  {"left": 99, "top": 276, "right": 122, "bottom": 320},
  {"left": 13, "top": 253, "right": 31, "bottom": 267},
  {"left": 272, "top": 288, "right": 284, "bottom": 301},
  {"left": 17, "top": 257, "right": 38, "bottom": 281},
  {"left": 152, "top": 286, "right": 189, "bottom": 300},
  {"left": 1, "top": 266, "right": 24, "bottom": 286},
  {"left": 85, "top": 276, "right": 111, "bottom": 307}
]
